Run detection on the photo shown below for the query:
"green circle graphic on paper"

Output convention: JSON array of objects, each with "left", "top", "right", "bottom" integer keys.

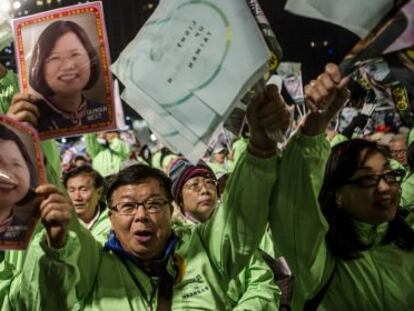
[{"left": 146, "top": 0, "right": 232, "bottom": 107}]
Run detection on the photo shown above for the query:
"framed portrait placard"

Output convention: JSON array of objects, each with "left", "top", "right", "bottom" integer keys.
[
  {"left": 12, "top": 1, "right": 116, "bottom": 139},
  {"left": 0, "top": 115, "right": 46, "bottom": 250}
]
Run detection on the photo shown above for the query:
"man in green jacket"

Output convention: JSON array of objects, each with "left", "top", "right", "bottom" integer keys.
[
  {"left": 169, "top": 157, "right": 280, "bottom": 310},
  {"left": 17, "top": 85, "right": 290, "bottom": 310},
  {"left": 85, "top": 131, "right": 131, "bottom": 178},
  {"left": 64, "top": 165, "right": 111, "bottom": 243}
]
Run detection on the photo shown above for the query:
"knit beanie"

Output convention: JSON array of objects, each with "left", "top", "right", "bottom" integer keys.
[{"left": 169, "top": 158, "right": 216, "bottom": 204}]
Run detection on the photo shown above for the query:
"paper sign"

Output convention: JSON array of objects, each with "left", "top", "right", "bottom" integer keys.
[
  {"left": 0, "top": 116, "right": 46, "bottom": 250},
  {"left": 12, "top": 1, "right": 116, "bottom": 140},
  {"left": 112, "top": 0, "right": 270, "bottom": 162}
]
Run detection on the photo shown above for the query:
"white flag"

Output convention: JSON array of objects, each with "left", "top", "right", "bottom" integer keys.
[
  {"left": 112, "top": 0, "right": 270, "bottom": 162},
  {"left": 285, "top": 0, "right": 394, "bottom": 38}
]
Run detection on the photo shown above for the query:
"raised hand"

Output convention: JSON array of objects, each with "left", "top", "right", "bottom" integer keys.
[
  {"left": 7, "top": 93, "right": 42, "bottom": 127},
  {"left": 246, "top": 85, "right": 291, "bottom": 157},
  {"left": 36, "top": 184, "right": 72, "bottom": 249},
  {"left": 303, "top": 63, "right": 350, "bottom": 136}
]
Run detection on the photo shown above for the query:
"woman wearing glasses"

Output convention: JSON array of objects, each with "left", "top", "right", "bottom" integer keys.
[
  {"left": 168, "top": 158, "right": 280, "bottom": 310},
  {"left": 270, "top": 63, "right": 414, "bottom": 310},
  {"left": 18, "top": 20, "right": 108, "bottom": 133}
]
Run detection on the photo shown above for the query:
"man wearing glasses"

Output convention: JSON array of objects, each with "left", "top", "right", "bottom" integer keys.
[{"left": 17, "top": 85, "right": 290, "bottom": 310}]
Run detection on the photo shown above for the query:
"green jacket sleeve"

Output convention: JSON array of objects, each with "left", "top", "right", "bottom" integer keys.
[
  {"left": 85, "top": 133, "right": 104, "bottom": 158},
  {"left": 329, "top": 132, "right": 347, "bottom": 147},
  {"left": 108, "top": 137, "right": 130, "bottom": 159},
  {"left": 269, "top": 131, "right": 335, "bottom": 302},
  {"left": 401, "top": 173, "right": 414, "bottom": 210},
  {"left": 11, "top": 215, "right": 102, "bottom": 310},
  {"left": 229, "top": 251, "right": 280, "bottom": 311},
  {"left": 0, "top": 252, "right": 16, "bottom": 311},
  {"left": 198, "top": 149, "right": 278, "bottom": 281}
]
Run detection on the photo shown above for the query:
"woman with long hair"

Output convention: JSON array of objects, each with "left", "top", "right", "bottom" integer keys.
[{"left": 270, "top": 63, "right": 414, "bottom": 310}]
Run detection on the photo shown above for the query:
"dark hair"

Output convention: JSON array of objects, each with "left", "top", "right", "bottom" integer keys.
[
  {"left": 29, "top": 20, "right": 100, "bottom": 97},
  {"left": 319, "top": 139, "right": 414, "bottom": 260},
  {"left": 107, "top": 164, "right": 173, "bottom": 205},
  {"left": 63, "top": 165, "right": 104, "bottom": 190},
  {"left": 73, "top": 154, "right": 88, "bottom": 163},
  {"left": 407, "top": 141, "right": 414, "bottom": 172},
  {"left": 0, "top": 123, "right": 37, "bottom": 205}
]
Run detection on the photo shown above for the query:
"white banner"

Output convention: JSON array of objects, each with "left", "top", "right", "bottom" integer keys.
[
  {"left": 285, "top": 0, "right": 394, "bottom": 38},
  {"left": 112, "top": 0, "right": 270, "bottom": 162}
]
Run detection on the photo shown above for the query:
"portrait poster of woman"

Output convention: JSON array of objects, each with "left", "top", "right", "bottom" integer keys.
[
  {"left": 12, "top": 1, "right": 116, "bottom": 139},
  {"left": 0, "top": 115, "right": 46, "bottom": 249}
]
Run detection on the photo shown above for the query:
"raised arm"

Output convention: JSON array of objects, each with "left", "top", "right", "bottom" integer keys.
[
  {"left": 199, "top": 85, "right": 291, "bottom": 280},
  {"left": 84, "top": 133, "right": 104, "bottom": 158},
  {"left": 269, "top": 64, "right": 350, "bottom": 302},
  {"left": 9, "top": 184, "right": 101, "bottom": 310}
]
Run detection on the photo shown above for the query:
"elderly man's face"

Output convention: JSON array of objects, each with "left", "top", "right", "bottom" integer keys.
[
  {"left": 389, "top": 140, "right": 407, "bottom": 166},
  {"left": 109, "top": 178, "right": 173, "bottom": 263},
  {"left": 67, "top": 174, "right": 101, "bottom": 224}
]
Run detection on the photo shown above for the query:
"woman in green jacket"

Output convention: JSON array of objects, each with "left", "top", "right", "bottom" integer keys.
[
  {"left": 271, "top": 63, "right": 414, "bottom": 310},
  {"left": 169, "top": 158, "right": 280, "bottom": 310}
]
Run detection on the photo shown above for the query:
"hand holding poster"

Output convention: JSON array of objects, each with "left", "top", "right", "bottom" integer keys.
[
  {"left": 12, "top": 1, "right": 115, "bottom": 139},
  {"left": 0, "top": 115, "right": 46, "bottom": 250},
  {"left": 112, "top": 0, "right": 271, "bottom": 162}
]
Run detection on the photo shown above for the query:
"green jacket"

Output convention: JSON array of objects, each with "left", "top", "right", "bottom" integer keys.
[
  {"left": 270, "top": 131, "right": 414, "bottom": 310},
  {"left": 19, "top": 149, "right": 278, "bottom": 310},
  {"left": 85, "top": 133, "right": 130, "bottom": 177},
  {"left": 88, "top": 207, "right": 111, "bottom": 245},
  {"left": 228, "top": 137, "right": 248, "bottom": 172},
  {"left": 401, "top": 172, "right": 414, "bottom": 211},
  {"left": 0, "top": 252, "right": 15, "bottom": 311},
  {"left": 173, "top": 220, "right": 280, "bottom": 311}
]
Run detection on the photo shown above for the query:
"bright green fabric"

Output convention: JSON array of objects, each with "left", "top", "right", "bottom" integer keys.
[
  {"left": 0, "top": 252, "right": 15, "bottom": 311},
  {"left": 89, "top": 209, "right": 111, "bottom": 245},
  {"left": 401, "top": 172, "right": 414, "bottom": 211},
  {"left": 20, "top": 149, "right": 278, "bottom": 310},
  {"left": 228, "top": 251, "right": 279, "bottom": 311},
  {"left": 85, "top": 134, "right": 130, "bottom": 177},
  {"left": 407, "top": 127, "right": 414, "bottom": 147},
  {"left": 151, "top": 149, "right": 162, "bottom": 169},
  {"left": 173, "top": 220, "right": 280, "bottom": 311},
  {"left": 259, "top": 229, "right": 281, "bottom": 259},
  {"left": 270, "top": 130, "right": 414, "bottom": 310},
  {"left": 329, "top": 133, "right": 348, "bottom": 147},
  {"left": 228, "top": 137, "right": 248, "bottom": 172}
]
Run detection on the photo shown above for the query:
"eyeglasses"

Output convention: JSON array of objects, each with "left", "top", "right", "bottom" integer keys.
[
  {"left": 45, "top": 51, "right": 88, "bottom": 67},
  {"left": 110, "top": 198, "right": 169, "bottom": 215},
  {"left": 183, "top": 177, "right": 217, "bottom": 192},
  {"left": 346, "top": 169, "right": 405, "bottom": 188}
]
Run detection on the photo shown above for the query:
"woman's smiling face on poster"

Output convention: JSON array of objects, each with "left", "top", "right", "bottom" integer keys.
[
  {"left": 44, "top": 31, "right": 91, "bottom": 97},
  {"left": 0, "top": 139, "right": 30, "bottom": 209}
]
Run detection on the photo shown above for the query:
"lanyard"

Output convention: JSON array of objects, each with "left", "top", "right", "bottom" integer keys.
[{"left": 117, "top": 254, "right": 159, "bottom": 311}]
